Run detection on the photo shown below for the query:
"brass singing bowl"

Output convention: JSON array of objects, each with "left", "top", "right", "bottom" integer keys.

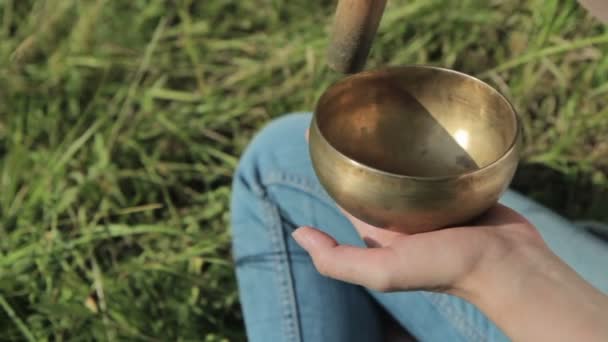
[{"left": 309, "top": 65, "right": 521, "bottom": 234}]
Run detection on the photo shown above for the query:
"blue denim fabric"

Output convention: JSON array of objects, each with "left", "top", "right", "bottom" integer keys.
[{"left": 230, "top": 113, "right": 608, "bottom": 342}]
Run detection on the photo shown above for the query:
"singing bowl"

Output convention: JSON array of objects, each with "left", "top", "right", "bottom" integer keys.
[{"left": 309, "top": 65, "right": 521, "bottom": 234}]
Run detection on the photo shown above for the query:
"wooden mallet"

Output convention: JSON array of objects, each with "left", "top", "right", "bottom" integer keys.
[{"left": 327, "top": 0, "right": 388, "bottom": 74}]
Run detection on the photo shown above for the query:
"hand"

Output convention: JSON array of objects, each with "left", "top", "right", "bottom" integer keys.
[
  {"left": 292, "top": 204, "right": 543, "bottom": 297},
  {"left": 293, "top": 205, "right": 608, "bottom": 341}
]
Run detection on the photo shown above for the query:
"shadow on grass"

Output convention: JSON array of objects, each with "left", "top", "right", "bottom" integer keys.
[{"left": 511, "top": 162, "right": 608, "bottom": 224}]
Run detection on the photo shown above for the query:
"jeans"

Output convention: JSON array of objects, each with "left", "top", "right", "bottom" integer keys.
[{"left": 230, "top": 113, "right": 608, "bottom": 342}]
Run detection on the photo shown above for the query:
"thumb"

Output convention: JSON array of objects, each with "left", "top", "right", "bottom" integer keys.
[
  {"left": 292, "top": 226, "right": 337, "bottom": 250},
  {"left": 292, "top": 226, "right": 399, "bottom": 291}
]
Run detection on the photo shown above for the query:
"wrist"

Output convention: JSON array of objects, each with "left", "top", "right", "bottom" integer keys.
[
  {"left": 452, "top": 225, "right": 546, "bottom": 305},
  {"left": 459, "top": 235, "right": 608, "bottom": 341},
  {"left": 457, "top": 237, "right": 543, "bottom": 308}
]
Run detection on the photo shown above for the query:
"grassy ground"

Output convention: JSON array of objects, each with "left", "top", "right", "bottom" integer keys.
[{"left": 0, "top": 0, "right": 607, "bottom": 340}]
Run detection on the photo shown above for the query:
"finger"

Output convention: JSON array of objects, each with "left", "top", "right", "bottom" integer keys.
[
  {"left": 292, "top": 226, "right": 399, "bottom": 291},
  {"left": 305, "top": 128, "right": 309, "bottom": 142}
]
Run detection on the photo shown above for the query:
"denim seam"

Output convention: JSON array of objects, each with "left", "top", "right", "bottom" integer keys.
[
  {"left": 423, "top": 292, "right": 487, "bottom": 342},
  {"left": 234, "top": 251, "right": 310, "bottom": 267},
  {"left": 262, "top": 197, "right": 302, "bottom": 342},
  {"left": 261, "top": 172, "right": 335, "bottom": 207}
]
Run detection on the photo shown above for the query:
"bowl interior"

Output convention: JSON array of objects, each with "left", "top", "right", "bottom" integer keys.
[{"left": 315, "top": 67, "right": 518, "bottom": 177}]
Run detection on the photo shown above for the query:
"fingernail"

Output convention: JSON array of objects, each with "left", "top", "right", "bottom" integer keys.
[{"left": 292, "top": 227, "right": 313, "bottom": 250}]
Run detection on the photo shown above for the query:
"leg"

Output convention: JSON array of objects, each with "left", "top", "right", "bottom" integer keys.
[
  {"left": 231, "top": 112, "right": 608, "bottom": 342},
  {"left": 231, "top": 113, "right": 384, "bottom": 342},
  {"left": 231, "top": 113, "right": 493, "bottom": 341}
]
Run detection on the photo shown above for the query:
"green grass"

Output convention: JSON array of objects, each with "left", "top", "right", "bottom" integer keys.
[{"left": 0, "top": 0, "right": 607, "bottom": 340}]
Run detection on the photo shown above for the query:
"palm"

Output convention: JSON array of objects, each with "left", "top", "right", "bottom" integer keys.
[{"left": 293, "top": 204, "right": 542, "bottom": 295}]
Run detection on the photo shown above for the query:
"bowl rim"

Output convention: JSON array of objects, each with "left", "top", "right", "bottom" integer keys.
[{"left": 312, "top": 64, "right": 521, "bottom": 181}]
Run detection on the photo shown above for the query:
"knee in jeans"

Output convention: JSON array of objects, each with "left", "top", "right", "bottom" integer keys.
[{"left": 232, "top": 112, "right": 312, "bottom": 193}]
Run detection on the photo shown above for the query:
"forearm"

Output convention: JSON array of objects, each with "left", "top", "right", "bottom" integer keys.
[{"left": 464, "top": 246, "right": 608, "bottom": 341}]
